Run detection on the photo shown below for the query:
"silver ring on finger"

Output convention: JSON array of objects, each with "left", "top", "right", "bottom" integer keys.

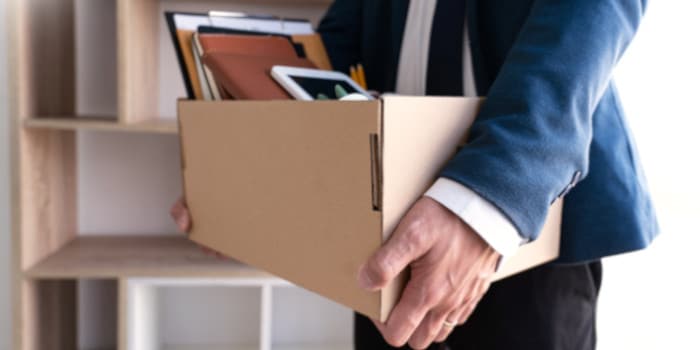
[{"left": 443, "top": 319, "right": 457, "bottom": 328}]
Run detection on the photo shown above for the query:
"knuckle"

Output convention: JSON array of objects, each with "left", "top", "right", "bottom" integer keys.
[
  {"left": 404, "top": 283, "right": 429, "bottom": 307},
  {"left": 404, "top": 218, "right": 430, "bottom": 246},
  {"left": 409, "top": 338, "right": 429, "bottom": 350},
  {"left": 424, "top": 284, "right": 450, "bottom": 307},
  {"left": 436, "top": 331, "right": 450, "bottom": 343},
  {"left": 424, "top": 289, "right": 442, "bottom": 307},
  {"left": 446, "top": 297, "right": 462, "bottom": 312},
  {"left": 384, "top": 332, "right": 406, "bottom": 348},
  {"left": 404, "top": 312, "right": 423, "bottom": 331}
]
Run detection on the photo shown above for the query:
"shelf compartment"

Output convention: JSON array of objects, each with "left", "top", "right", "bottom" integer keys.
[
  {"left": 78, "top": 279, "right": 119, "bottom": 350},
  {"left": 123, "top": 278, "right": 265, "bottom": 350},
  {"left": 271, "top": 287, "right": 353, "bottom": 349},
  {"left": 26, "top": 235, "right": 277, "bottom": 279},
  {"left": 21, "top": 279, "right": 78, "bottom": 349},
  {"left": 24, "top": 117, "right": 178, "bottom": 134}
]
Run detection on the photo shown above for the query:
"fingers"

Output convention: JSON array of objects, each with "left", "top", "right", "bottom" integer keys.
[
  {"left": 380, "top": 278, "right": 432, "bottom": 346},
  {"left": 457, "top": 277, "right": 490, "bottom": 325},
  {"left": 200, "top": 246, "right": 226, "bottom": 259},
  {"left": 408, "top": 305, "right": 454, "bottom": 349},
  {"left": 358, "top": 207, "right": 434, "bottom": 291},
  {"left": 170, "top": 197, "right": 227, "bottom": 260},
  {"left": 429, "top": 277, "right": 492, "bottom": 345},
  {"left": 170, "top": 197, "right": 192, "bottom": 232},
  {"left": 434, "top": 302, "right": 464, "bottom": 343},
  {"left": 457, "top": 299, "right": 479, "bottom": 325},
  {"left": 381, "top": 274, "right": 450, "bottom": 347}
]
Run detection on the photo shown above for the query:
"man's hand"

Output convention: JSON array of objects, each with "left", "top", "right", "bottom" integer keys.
[
  {"left": 170, "top": 197, "right": 192, "bottom": 232},
  {"left": 170, "top": 197, "right": 231, "bottom": 258},
  {"left": 358, "top": 196, "right": 500, "bottom": 349}
]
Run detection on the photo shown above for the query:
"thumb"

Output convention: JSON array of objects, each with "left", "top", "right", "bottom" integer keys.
[{"left": 358, "top": 206, "right": 434, "bottom": 291}]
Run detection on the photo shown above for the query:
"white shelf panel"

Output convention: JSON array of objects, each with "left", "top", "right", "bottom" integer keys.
[
  {"left": 163, "top": 345, "right": 258, "bottom": 350},
  {"left": 273, "top": 345, "right": 352, "bottom": 350}
]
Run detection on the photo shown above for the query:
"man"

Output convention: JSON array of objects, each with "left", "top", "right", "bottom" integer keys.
[
  {"left": 315, "top": 0, "right": 658, "bottom": 348},
  {"left": 172, "top": 0, "right": 658, "bottom": 348}
]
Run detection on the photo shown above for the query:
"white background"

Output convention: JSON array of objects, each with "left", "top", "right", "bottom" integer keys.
[
  {"left": 1, "top": 0, "right": 700, "bottom": 349},
  {"left": 596, "top": 1, "right": 700, "bottom": 348}
]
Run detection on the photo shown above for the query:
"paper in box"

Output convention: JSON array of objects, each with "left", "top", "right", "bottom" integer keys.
[{"left": 178, "top": 96, "right": 562, "bottom": 322}]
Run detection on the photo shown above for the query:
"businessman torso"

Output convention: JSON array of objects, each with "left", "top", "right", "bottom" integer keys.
[{"left": 319, "top": 0, "right": 659, "bottom": 263}]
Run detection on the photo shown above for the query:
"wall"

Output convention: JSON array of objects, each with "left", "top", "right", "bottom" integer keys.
[
  {"left": 0, "top": 0, "right": 12, "bottom": 347},
  {"left": 597, "top": 1, "right": 700, "bottom": 348}
]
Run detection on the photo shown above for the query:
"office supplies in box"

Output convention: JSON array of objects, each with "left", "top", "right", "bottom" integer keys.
[{"left": 166, "top": 11, "right": 331, "bottom": 100}]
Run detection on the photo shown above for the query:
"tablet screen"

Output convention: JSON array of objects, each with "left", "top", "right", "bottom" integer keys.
[{"left": 290, "top": 76, "right": 361, "bottom": 100}]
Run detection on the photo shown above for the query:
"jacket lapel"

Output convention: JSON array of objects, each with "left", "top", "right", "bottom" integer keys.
[
  {"left": 384, "top": 0, "right": 409, "bottom": 91},
  {"left": 465, "top": 0, "right": 488, "bottom": 95},
  {"left": 386, "top": 0, "right": 486, "bottom": 95}
]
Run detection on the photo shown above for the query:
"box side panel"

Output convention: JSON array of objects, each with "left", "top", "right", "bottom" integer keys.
[
  {"left": 379, "top": 96, "right": 482, "bottom": 321},
  {"left": 179, "top": 100, "right": 384, "bottom": 319},
  {"left": 380, "top": 96, "right": 482, "bottom": 239},
  {"left": 492, "top": 198, "right": 563, "bottom": 281},
  {"left": 379, "top": 96, "right": 563, "bottom": 318}
]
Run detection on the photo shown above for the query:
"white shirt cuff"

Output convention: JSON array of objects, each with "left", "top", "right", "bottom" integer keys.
[{"left": 424, "top": 178, "right": 526, "bottom": 261}]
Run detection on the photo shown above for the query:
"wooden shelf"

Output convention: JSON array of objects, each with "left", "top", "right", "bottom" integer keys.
[
  {"left": 26, "top": 235, "right": 276, "bottom": 279},
  {"left": 11, "top": 0, "right": 337, "bottom": 346},
  {"left": 24, "top": 117, "right": 178, "bottom": 134}
]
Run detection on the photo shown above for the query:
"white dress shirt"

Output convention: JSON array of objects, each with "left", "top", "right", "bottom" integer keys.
[{"left": 395, "top": 0, "right": 525, "bottom": 260}]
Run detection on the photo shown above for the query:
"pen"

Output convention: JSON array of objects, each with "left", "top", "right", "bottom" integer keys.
[
  {"left": 357, "top": 64, "right": 367, "bottom": 89},
  {"left": 350, "top": 65, "right": 359, "bottom": 85}
]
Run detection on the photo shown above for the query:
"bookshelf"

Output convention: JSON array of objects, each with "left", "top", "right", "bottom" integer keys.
[
  {"left": 24, "top": 118, "right": 179, "bottom": 134},
  {"left": 8, "top": 0, "right": 348, "bottom": 349}
]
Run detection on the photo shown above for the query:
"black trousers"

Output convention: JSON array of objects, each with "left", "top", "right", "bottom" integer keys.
[{"left": 355, "top": 261, "right": 602, "bottom": 350}]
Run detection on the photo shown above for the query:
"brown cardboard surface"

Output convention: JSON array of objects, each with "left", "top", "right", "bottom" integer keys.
[
  {"left": 494, "top": 198, "right": 562, "bottom": 280},
  {"left": 376, "top": 97, "right": 562, "bottom": 317},
  {"left": 379, "top": 96, "right": 483, "bottom": 319},
  {"left": 178, "top": 97, "right": 562, "bottom": 322},
  {"left": 179, "top": 100, "right": 385, "bottom": 319}
]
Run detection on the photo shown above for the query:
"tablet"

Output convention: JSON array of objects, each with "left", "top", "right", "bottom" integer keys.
[{"left": 271, "top": 65, "right": 374, "bottom": 101}]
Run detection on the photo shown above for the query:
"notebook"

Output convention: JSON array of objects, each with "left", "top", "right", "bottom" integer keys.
[
  {"left": 202, "top": 53, "right": 317, "bottom": 100},
  {"left": 193, "top": 34, "right": 300, "bottom": 100},
  {"left": 165, "top": 11, "right": 314, "bottom": 99}
]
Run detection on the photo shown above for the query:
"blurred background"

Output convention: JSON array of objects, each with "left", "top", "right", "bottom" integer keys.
[{"left": 1, "top": 0, "right": 698, "bottom": 349}]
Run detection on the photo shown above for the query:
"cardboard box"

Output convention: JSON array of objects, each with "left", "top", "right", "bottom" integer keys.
[{"left": 178, "top": 96, "right": 562, "bottom": 322}]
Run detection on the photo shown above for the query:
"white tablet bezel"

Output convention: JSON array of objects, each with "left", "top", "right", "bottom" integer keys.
[{"left": 271, "top": 65, "right": 373, "bottom": 101}]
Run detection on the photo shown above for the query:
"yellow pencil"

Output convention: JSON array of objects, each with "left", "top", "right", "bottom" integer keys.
[
  {"left": 357, "top": 63, "right": 367, "bottom": 89},
  {"left": 350, "top": 66, "right": 359, "bottom": 85}
]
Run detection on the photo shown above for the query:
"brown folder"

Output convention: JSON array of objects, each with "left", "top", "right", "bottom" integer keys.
[
  {"left": 291, "top": 34, "right": 333, "bottom": 70},
  {"left": 202, "top": 53, "right": 317, "bottom": 100},
  {"left": 176, "top": 29, "right": 204, "bottom": 99},
  {"left": 197, "top": 34, "right": 299, "bottom": 58}
]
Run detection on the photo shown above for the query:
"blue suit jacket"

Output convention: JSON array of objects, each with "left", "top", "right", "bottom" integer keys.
[{"left": 318, "top": 0, "right": 659, "bottom": 263}]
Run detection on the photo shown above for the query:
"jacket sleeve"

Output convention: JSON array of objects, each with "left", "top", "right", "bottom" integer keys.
[
  {"left": 316, "top": 0, "right": 363, "bottom": 73},
  {"left": 440, "top": 0, "right": 647, "bottom": 240}
]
